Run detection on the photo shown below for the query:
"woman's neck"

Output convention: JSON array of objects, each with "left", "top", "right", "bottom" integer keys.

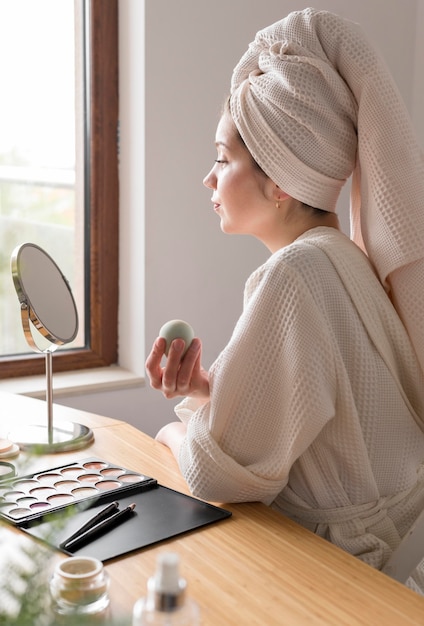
[{"left": 264, "top": 202, "right": 340, "bottom": 253}]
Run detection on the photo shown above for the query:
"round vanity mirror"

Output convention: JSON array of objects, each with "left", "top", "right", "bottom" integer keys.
[
  {"left": 7, "top": 243, "right": 93, "bottom": 452},
  {"left": 12, "top": 243, "right": 79, "bottom": 349}
]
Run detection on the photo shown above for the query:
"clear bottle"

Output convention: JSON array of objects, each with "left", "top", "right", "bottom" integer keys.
[{"left": 132, "top": 552, "right": 200, "bottom": 625}]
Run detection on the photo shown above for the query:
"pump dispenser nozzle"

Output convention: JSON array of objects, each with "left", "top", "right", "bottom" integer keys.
[
  {"left": 151, "top": 553, "right": 186, "bottom": 611},
  {"left": 132, "top": 552, "right": 200, "bottom": 625}
]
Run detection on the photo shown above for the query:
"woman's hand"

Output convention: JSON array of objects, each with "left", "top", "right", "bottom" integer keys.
[{"left": 145, "top": 336, "right": 210, "bottom": 400}]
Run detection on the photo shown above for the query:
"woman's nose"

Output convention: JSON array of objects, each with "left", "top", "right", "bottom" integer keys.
[{"left": 203, "top": 168, "right": 215, "bottom": 189}]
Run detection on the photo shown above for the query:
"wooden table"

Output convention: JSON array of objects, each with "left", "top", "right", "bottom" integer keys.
[{"left": 1, "top": 391, "right": 424, "bottom": 625}]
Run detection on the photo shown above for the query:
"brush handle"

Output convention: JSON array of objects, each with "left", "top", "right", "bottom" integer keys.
[{"left": 62, "top": 504, "right": 136, "bottom": 552}]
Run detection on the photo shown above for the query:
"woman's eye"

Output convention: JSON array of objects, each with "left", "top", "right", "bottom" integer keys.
[{"left": 214, "top": 159, "right": 226, "bottom": 164}]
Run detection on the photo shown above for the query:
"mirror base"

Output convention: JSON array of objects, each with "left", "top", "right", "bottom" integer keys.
[{"left": 6, "top": 421, "right": 94, "bottom": 453}]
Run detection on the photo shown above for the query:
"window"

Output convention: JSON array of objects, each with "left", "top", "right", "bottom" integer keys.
[{"left": 0, "top": 0, "right": 118, "bottom": 378}]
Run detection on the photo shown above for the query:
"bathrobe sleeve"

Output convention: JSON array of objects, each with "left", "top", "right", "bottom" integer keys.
[{"left": 176, "top": 250, "right": 338, "bottom": 504}]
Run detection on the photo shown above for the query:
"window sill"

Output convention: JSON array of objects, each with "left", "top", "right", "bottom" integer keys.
[{"left": 0, "top": 365, "right": 145, "bottom": 400}]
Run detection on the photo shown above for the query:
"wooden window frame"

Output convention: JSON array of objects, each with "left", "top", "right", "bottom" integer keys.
[{"left": 0, "top": 0, "right": 119, "bottom": 378}]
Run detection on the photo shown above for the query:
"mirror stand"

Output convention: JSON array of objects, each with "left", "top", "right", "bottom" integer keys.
[
  {"left": 7, "top": 244, "right": 94, "bottom": 453},
  {"left": 19, "top": 346, "right": 93, "bottom": 452},
  {"left": 45, "top": 348, "right": 54, "bottom": 445}
]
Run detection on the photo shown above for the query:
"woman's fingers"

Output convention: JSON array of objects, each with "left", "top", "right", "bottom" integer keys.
[
  {"left": 173, "top": 338, "right": 202, "bottom": 394},
  {"left": 145, "top": 337, "right": 167, "bottom": 389},
  {"left": 162, "top": 338, "right": 186, "bottom": 395},
  {"left": 146, "top": 336, "right": 204, "bottom": 399}
]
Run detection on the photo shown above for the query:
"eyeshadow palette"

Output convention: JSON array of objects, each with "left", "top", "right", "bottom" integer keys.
[{"left": 0, "top": 457, "right": 157, "bottom": 526}]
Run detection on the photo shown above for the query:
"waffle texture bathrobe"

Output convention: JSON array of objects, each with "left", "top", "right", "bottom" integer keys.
[
  {"left": 175, "top": 228, "right": 424, "bottom": 589},
  {"left": 170, "top": 8, "right": 424, "bottom": 590}
]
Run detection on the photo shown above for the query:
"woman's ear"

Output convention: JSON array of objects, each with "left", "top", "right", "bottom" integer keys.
[{"left": 271, "top": 184, "right": 290, "bottom": 206}]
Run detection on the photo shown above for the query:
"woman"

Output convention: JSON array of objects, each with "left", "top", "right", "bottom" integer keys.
[{"left": 145, "top": 8, "right": 424, "bottom": 590}]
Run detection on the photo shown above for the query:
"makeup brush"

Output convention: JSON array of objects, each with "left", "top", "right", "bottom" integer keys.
[
  {"left": 59, "top": 501, "right": 119, "bottom": 549},
  {"left": 62, "top": 503, "right": 136, "bottom": 552}
]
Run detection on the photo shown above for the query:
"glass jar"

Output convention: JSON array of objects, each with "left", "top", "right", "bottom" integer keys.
[{"left": 50, "top": 556, "right": 110, "bottom": 616}]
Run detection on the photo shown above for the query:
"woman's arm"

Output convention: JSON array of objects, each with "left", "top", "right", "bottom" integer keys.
[
  {"left": 155, "top": 421, "right": 187, "bottom": 460},
  {"left": 175, "top": 255, "right": 337, "bottom": 504}
]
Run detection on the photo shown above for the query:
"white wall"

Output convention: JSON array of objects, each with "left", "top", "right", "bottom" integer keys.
[
  {"left": 57, "top": 0, "right": 423, "bottom": 436},
  {"left": 413, "top": 0, "right": 424, "bottom": 143}
]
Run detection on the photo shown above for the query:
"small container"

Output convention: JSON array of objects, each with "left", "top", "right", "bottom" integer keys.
[
  {"left": 133, "top": 552, "right": 200, "bottom": 625},
  {"left": 0, "top": 461, "right": 16, "bottom": 481},
  {"left": 50, "top": 556, "right": 110, "bottom": 616}
]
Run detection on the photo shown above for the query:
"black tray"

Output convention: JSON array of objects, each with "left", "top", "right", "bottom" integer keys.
[{"left": 24, "top": 484, "right": 232, "bottom": 562}]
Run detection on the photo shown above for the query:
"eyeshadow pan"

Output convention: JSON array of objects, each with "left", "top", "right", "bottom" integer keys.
[
  {"left": 30, "top": 501, "right": 51, "bottom": 510},
  {"left": 47, "top": 493, "right": 75, "bottom": 505},
  {"left": 13, "top": 479, "right": 39, "bottom": 490},
  {"left": 83, "top": 461, "right": 108, "bottom": 470},
  {"left": 16, "top": 496, "right": 38, "bottom": 506},
  {"left": 37, "top": 473, "right": 62, "bottom": 483},
  {"left": 54, "top": 479, "right": 80, "bottom": 490},
  {"left": 0, "top": 502, "right": 15, "bottom": 512},
  {"left": 29, "top": 486, "right": 57, "bottom": 498},
  {"left": 119, "top": 474, "right": 146, "bottom": 484},
  {"left": 72, "top": 486, "right": 99, "bottom": 499},
  {"left": 95, "top": 480, "right": 121, "bottom": 491},
  {"left": 8, "top": 507, "right": 32, "bottom": 518},
  {"left": 78, "top": 473, "right": 101, "bottom": 483},
  {"left": 100, "top": 467, "right": 123, "bottom": 477},
  {"left": 60, "top": 467, "right": 84, "bottom": 478},
  {"left": 4, "top": 490, "right": 25, "bottom": 501}
]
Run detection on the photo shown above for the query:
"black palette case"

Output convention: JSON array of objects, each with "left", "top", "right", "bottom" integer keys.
[{"left": 0, "top": 457, "right": 231, "bottom": 562}]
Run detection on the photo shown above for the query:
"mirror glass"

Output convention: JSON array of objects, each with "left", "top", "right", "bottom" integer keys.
[{"left": 11, "top": 243, "right": 78, "bottom": 348}]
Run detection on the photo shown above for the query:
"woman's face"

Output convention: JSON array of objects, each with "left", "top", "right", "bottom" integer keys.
[{"left": 203, "top": 113, "right": 276, "bottom": 239}]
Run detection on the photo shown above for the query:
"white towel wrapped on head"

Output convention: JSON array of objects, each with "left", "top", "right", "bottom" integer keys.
[{"left": 230, "top": 8, "right": 424, "bottom": 372}]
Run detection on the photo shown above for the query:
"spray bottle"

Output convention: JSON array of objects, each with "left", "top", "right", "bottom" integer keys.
[{"left": 132, "top": 552, "right": 200, "bottom": 625}]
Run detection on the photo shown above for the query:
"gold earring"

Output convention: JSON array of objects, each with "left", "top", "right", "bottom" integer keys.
[{"left": 275, "top": 200, "right": 280, "bottom": 210}]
